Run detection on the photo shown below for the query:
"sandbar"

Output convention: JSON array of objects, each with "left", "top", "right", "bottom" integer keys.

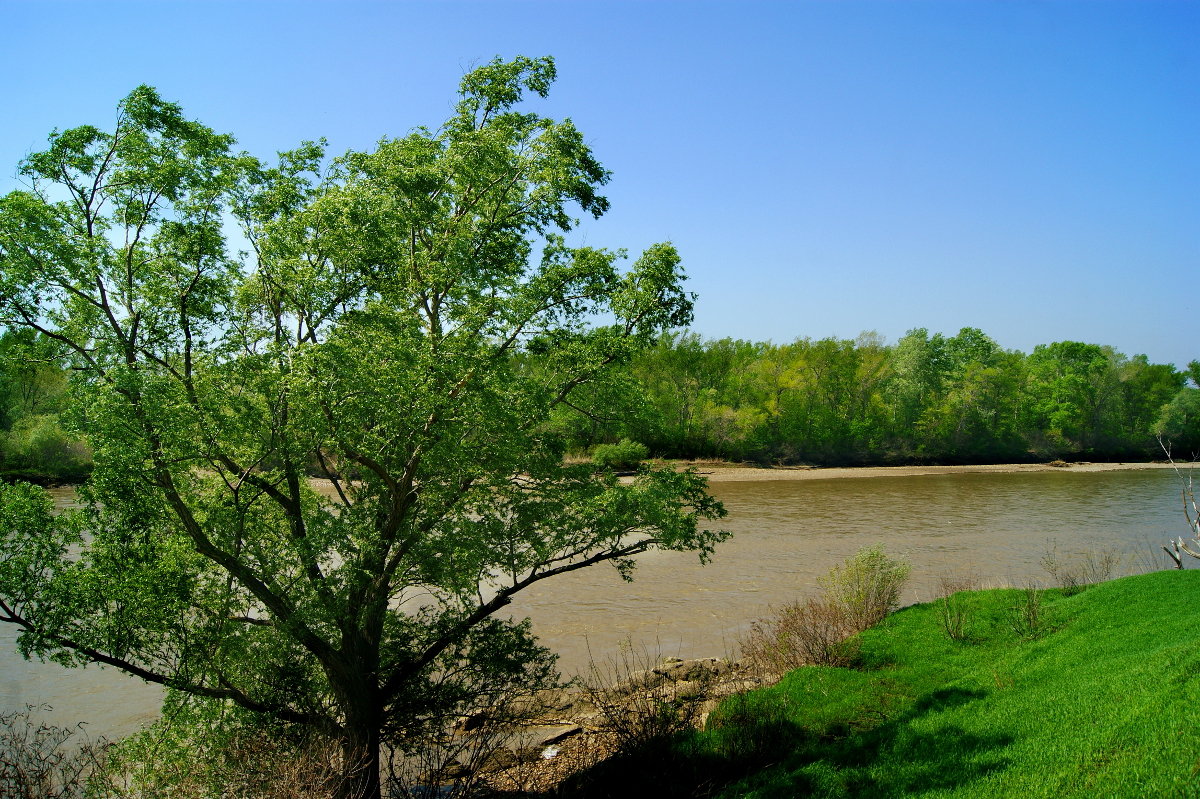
[{"left": 673, "top": 460, "right": 1180, "bottom": 483}]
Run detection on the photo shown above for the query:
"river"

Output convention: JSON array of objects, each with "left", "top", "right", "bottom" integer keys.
[{"left": 1, "top": 466, "right": 1189, "bottom": 739}]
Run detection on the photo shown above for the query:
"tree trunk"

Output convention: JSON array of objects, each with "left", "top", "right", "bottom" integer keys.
[{"left": 337, "top": 723, "right": 383, "bottom": 799}]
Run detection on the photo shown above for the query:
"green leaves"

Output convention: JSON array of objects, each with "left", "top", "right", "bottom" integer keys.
[
  {"left": 613, "top": 242, "right": 694, "bottom": 338},
  {"left": 0, "top": 58, "right": 722, "bottom": 781},
  {"left": 0, "top": 481, "right": 66, "bottom": 609},
  {"left": 453, "top": 55, "right": 558, "bottom": 131}
]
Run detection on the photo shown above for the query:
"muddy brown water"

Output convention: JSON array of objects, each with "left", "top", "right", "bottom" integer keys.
[{"left": 1, "top": 468, "right": 1188, "bottom": 739}]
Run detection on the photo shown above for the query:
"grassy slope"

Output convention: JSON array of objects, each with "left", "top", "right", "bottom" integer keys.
[{"left": 699, "top": 570, "right": 1200, "bottom": 798}]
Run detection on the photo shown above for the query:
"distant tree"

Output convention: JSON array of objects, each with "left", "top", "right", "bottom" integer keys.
[
  {"left": 0, "top": 329, "right": 68, "bottom": 426},
  {"left": 0, "top": 59, "right": 726, "bottom": 799},
  {"left": 890, "top": 328, "right": 949, "bottom": 429},
  {"left": 1024, "top": 341, "right": 1121, "bottom": 453},
  {"left": 924, "top": 329, "right": 1024, "bottom": 460},
  {"left": 1156, "top": 388, "right": 1200, "bottom": 457},
  {"left": 630, "top": 332, "right": 762, "bottom": 458},
  {"left": 0, "top": 330, "right": 87, "bottom": 478},
  {"left": 1114, "top": 354, "right": 1186, "bottom": 449}
]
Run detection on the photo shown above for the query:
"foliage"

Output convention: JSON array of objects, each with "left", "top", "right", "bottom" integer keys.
[
  {"left": 0, "top": 323, "right": 1192, "bottom": 479},
  {"left": 0, "top": 331, "right": 67, "bottom": 424},
  {"left": 0, "top": 330, "right": 88, "bottom": 481},
  {"left": 817, "top": 545, "right": 911, "bottom": 630},
  {"left": 1155, "top": 386, "right": 1200, "bottom": 456},
  {"left": 3, "top": 414, "right": 90, "bottom": 480},
  {"left": 607, "top": 328, "right": 1190, "bottom": 466},
  {"left": 0, "top": 59, "right": 727, "bottom": 799},
  {"left": 591, "top": 438, "right": 649, "bottom": 471},
  {"left": 98, "top": 697, "right": 343, "bottom": 799}
]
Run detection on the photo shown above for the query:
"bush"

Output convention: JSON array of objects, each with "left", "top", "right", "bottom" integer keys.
[
  {"left": 741, "top": 598, "right": 859, "bottom": 672},
  {"left": 591, "top": 439, "right": 649, "bottom": 471},
  {"left": 818, "top": 545, "right": 911, "bottom": 631},
  {"left": 741, "top": 546, "right": 909, "bottom": 674},
  {"left": 98, "top": 706, "right": 342, "bottom": 799},
  {"left": 1007, "top": 582, "right": 1050, "bottom": 640}
]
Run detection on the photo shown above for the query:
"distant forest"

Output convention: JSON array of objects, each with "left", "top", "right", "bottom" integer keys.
[
  {"left": 1, "top": 326, "right": 1197, "bottom": 481},
  {"left": 548, "top": 328, "right": 1200, "bottom": 466}
]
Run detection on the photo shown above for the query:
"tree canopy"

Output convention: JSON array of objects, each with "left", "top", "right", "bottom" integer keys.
[
  {"left": 0, "top": 57, "right": 726, "bottom": 799},
  {"left": 554, "top": 329, "right": 1190, "bottom": 466}
]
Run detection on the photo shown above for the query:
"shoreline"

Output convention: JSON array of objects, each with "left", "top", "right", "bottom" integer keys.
[{"left": 671, "top": 460, "right": 1179, "bottom": 483}]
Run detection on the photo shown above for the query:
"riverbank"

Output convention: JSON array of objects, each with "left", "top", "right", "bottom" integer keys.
[
  {"left": 480, "top": 570, "right": 1200, "bottom": 797},
  {"left": 672, "top": 459, "right": 1178, "bottom": 483}
]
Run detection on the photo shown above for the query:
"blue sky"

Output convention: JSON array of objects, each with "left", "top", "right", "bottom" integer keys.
[{"left": 5, "top": 0, "right": 1197, "bottom": 368}]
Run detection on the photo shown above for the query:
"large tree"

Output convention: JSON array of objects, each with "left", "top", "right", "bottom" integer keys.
[{"left": 0, "top": 57, "right": 726, "bottom": 799}]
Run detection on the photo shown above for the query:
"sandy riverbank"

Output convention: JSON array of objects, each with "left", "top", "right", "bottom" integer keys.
[{"left": 672, "top": 460, "right": 1179, "bottom": 483}]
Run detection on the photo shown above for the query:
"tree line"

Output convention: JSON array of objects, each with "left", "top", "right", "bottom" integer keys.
[
  {"left": 2, "top": 326, "right": 1195, "bottom": 482},
  {"left": 550, "top": 328, "right": 1200, "bottom": 465}
]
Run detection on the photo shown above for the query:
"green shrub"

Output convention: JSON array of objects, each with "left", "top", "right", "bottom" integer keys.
[
  {"left": 819, "top": 545, "right": 911, "bottom": 631},
  {"left": 592, "top": 439, "right": 649, "bottom": 471},
  {"left": 98, "top": 695, "right": 344, "bottom": 799},
  {"left": 1007, "top": 582, "right": 1050, "bottom": 640}
]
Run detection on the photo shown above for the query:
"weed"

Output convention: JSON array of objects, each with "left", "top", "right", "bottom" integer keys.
[
  {"left": 938, "top": 594, "right": 971, "bottom": 643},
  {"left": 1007, "top": 582, "right": 1048, "bottom": 640},
  {"left": 740, "top": 546, "right": 909, "bottom": 675},
  {"left": 1041, "top": 541, "right": 1123, "bottom": 594},
  {"left": 936, "top": 574, "right": 980, "bottom": 643},
  {"left": 576, "top": 641, "right": 714, "bottom": 754},
  {"left": 0, "top": 706, "right": 108, "bottom": 799}
]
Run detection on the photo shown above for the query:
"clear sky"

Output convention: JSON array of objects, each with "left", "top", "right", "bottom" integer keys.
[{"left": 4, "top": 0, "right": 1197, "bottom": 368}]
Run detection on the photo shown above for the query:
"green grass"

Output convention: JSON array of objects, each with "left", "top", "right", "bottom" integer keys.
[
  {"left": 561, "top": 570, "right": 1200, "bottom": 798},
  {"left": 697, "top": 570, "right": 1200, "bottom": 798}
]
